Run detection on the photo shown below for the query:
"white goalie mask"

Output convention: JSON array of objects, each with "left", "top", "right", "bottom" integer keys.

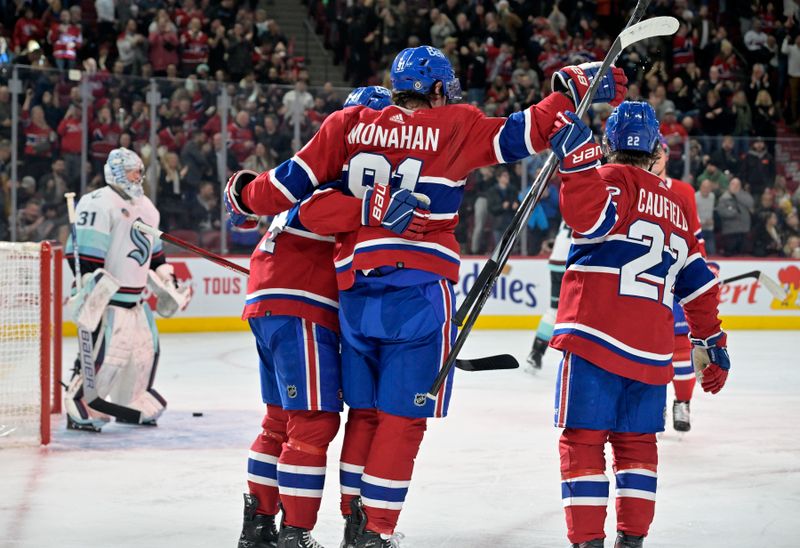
[{"left": 104, "top": 147, "right": 145, "bottom": 199}]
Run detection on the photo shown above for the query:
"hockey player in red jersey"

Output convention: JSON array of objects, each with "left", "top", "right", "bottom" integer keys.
[
  {"left": 548, "top": 102, "right": 730, "bottom": 548},
  {"left": 652, "top": 137, "right": 711, "bottom": 432},
  {"left": 261, "top": 47, "right": 626, "bottom": 547},
  {"left": 234, "top": 87, "right": 392, "bottom": 548}
]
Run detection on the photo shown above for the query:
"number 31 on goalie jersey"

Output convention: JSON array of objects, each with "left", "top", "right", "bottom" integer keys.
[
  {"left": 619, "top": 219, "right": 689, "bottom": 309},
  {"left": 346, "top": 152, "right": 423, "bottom": 197}
]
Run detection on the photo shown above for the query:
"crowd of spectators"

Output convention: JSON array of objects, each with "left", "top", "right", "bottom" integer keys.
[{"left": 2, "top": 0, "right": 800, "bottom": 258}]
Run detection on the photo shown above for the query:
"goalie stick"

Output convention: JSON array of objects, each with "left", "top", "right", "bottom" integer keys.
[
  {"left": 65, "top": 192, "right": 142, "bottom": 423},
  {"left": 134, "top": 221, "right": 509, "bottom": 372},
  {"left": 720, "top": 270, "right": 788, "bottom": 302},
  {"left": 429, "top": 8, "right": 679, "bottom": 400}
]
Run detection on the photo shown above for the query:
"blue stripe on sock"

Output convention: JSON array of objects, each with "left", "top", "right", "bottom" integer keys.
[
  {"left": 340, "top": 470, "right": 362, "bottom": 489},
  {"left": 360, "top": 482, "right": 408, "bottom": 504},
  {"left": 277, "top": 471, "right": 326, "bottom": 490},
  {"left": 616, "top": 473, "right": 657, "bottom": 493},
  {"left": 248, "top": 459, "right": 277, "bottom": 480},
  {"left": 561, "top": 480, "right": 609, "bottom": 499}
]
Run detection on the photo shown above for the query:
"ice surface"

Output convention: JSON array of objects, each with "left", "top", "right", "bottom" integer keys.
[{"left": 1, "top": 330, "right": 798, "bottom": 547}]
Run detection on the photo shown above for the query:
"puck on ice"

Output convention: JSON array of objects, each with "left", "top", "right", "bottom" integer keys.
[{"left": 193, "top": 412, "right": 203, "bottom": 417}]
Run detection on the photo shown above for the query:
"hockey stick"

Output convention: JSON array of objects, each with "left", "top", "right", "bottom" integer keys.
[
  {"left": 429, "top": 12, "right": 678, "bottom": 399},
  {"left": 65, "top": 193, "right": 142, "bottom": 423},
  {"left": 133, "top": 221, "right": 250, "bottom": 276},
  {"left": 720, "top": 270, "right": 788, "bottom": 302}
]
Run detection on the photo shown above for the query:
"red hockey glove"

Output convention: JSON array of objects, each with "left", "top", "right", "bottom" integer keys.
[
  {"left": 362, "top": 184, "right": 431, "bottom": 240},
  {"left": 552, "top": 62, "right": 628, "bottom": 108},
  {"left": 690, "top": 332, "right": 730, "bottom": 394},
  {"left": 224, "top": 170, "right": 259, "bottom": 229},
  {"left": 549, "top": 111, "right": 602, "bottom": 173}
]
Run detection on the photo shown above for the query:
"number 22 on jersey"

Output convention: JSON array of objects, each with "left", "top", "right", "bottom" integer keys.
[{"left": 619, "top": 219, "right": 689, "bottom": 309}]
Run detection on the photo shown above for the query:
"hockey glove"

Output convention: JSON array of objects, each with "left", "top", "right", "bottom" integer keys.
[
  {"left": 549, "top": 111, "right": 602, "bottom": 173},
  {"left": 148, "top": 263, "right": 192, "bottom": 317},
  {"left": 362, "top": 184, "right": 431, "bottom": 240},
  {"left": 224, "top": 170, "right": 259, "bottom": 229},
  {"left": 552, "top": 62, "right": 628, "bottom": 108},
  {"left": 690, "top": 332, "right": 730, "bottom": 394}
]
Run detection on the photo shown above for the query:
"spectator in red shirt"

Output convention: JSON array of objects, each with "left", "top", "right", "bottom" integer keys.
[
  {"left": 90, "top": 106, "right": 123, "bottom": 172},
  {"left": 57, "top": 103, "right": 83, "bottom": 187},
  {"left": 158, "top": 120, "right": 187, "bottom": 154},
  {"left": 227, "top": 111, "right": 254, "bottom": 164},
  {"left": 148, "top": 11, "right": 179, "bottom": 76},
  {"left": 180, "top": 17, "right": 209, "bottom": 77},
  {"left": 13, "top": 6, "right": 44, "bottom": 54},
  {"left": 50, "top": 10, "right": 83, "bottom": 70},
  {"left": 21, "top": 91, "right": 56, "bottom": 181}
]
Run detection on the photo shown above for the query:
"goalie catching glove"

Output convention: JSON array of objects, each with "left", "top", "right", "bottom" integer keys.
[
  {"left": 362, "top": 184, "right": 431, "bottom": 240},
  {"left": 224, "top": 170, "right": 260, "bottom": 229},
  {"left": 148, "top": 263, "right": 192, "bottom": 317},
  {"left": 552, "top": 62, "right": 628, "bottom": 108},
  {"left": 690, "top": 332, "right": 731, "bottom": 394},
  {"left": 68, "top": 269, "right": 120, "bottom": 331}
]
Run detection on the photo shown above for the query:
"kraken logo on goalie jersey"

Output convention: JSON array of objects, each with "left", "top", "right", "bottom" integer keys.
[{"left": 127, "top": 217, "right": 152, "bottom": 266}]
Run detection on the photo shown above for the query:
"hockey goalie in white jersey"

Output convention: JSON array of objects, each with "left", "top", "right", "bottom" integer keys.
[{"left": 65, "top": 148, "right": 192, "bottom": 432}]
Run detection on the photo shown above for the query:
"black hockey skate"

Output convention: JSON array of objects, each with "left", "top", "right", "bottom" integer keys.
[
  {"left": 277, "top": 526, "right": 325, "bottom": 548},
  {"left": 672, "top": 400, "right": 691, "bottom": 432},
  {"left": 238, "top": 494, "right": 279, "bottom": 548},
  {"left": 526, "top": 337, "right": 549, "bottom": 371},
  {"left": 571, "top": 539, "right": 604, "bottom": 548},
  {"left": 341, "top": 497, "right": 364, "bottom": 548},
  {"left": 614, "top": 532, "right": 644, "bottom": 548},
  {"left": 66, "top": 414, "right": 103, "bottom": 433}
]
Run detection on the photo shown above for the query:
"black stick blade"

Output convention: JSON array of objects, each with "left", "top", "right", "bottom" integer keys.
[{"left": 455, "top": 354, "right": 519, "bottom": 372}]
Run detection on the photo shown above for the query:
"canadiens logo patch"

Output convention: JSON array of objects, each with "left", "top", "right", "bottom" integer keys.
[
  {"left": 413, "top": 393, "right": 427, "bottom": 407},
  {"left": 287, "top": 385, "right": 298, "bottom": 399}
]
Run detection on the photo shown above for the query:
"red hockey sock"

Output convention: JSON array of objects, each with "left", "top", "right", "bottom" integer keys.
[
  {"left": 360, "top": 411, "right": 427, "bottom": 535},
  {"left": 247, "top": 405, "right": 287, "bottom": 515},
  {"left": 610, "top": 432, "right": 658, "bottom": 538},
  {"left": 339, "top": 408, "right": 379, "bottom": 515},
  {"left": 278, "top": 410, "right": 340, "bottom": 530},
  {"left": 672, "top": 336, "right": 695, "bottom": 401},
  {"left": 559, "top": 428, "right": 611, "bottom": 544}
]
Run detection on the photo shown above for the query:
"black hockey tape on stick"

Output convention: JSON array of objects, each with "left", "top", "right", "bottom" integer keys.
[
  {"left": 428, "top": 7, "right": 680, "bottom": 401},
  {"left": 720, "top": 270, "right": 788, "bottom": 302}
]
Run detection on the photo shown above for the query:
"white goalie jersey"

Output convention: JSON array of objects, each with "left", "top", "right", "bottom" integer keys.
[{"left": 66, "top": 186, "right": 163, "bottom": 306}]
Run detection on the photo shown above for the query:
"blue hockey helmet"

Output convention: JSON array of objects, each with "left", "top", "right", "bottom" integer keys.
[
  {"left": 343, "top": 86, "right": 392, "bottom": 110},
  {"left": 390, "top": 46, "right": 462, "bottom": 102},
  {"left": 605, "top": 101, "right": 660, "bottom": 154}
]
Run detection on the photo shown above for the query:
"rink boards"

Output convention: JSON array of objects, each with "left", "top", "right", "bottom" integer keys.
[{"left": 61, "top": 256, "right": 800, "bottom": 334}]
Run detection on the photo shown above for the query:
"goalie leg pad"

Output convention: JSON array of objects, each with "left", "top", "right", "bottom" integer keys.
[
  {"left": 65, "top": 369, "right": 111, "bottom": 429},
  {"left": 277, "top": 410, "right": 341, "bottom": 530},
  {"left": 68, "top": 269, "right": 120, "bottom": 331}
]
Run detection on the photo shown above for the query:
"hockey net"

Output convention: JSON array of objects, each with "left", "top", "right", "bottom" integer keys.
[{"left": 0, "top": 241, "right": 62, "bottom": 446}]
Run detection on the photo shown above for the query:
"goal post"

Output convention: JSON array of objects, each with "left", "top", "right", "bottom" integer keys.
[{"left": 0, "top": 241, "right": 63, "bottom": 446}]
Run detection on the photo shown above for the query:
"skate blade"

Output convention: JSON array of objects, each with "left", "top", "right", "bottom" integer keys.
[{"left": 66, "top": 416, "right": 104, "bottom": 433}]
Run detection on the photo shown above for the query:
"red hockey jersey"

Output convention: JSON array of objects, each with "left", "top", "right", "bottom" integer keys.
[
  {"left": 240, "top": 92, "right": 572, "bottom": 289},
  {"left": 243, "top": 205, "right": 339, "bottom": 332},
  {"left": 665, "top": 177, "right": 705, "bottom": 256},
  {"left": 550, "top": 163, "right": 722, "bottom": 385}
]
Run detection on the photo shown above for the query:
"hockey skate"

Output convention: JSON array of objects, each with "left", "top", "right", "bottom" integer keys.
[
  {"left": 340, "top": 497, "right": 364, "bottom": 548},
  {"left": 115, "top": 416, "right": 158, "bottom": 426},
  {"left": 238, "top": 494, "right": 279, "bottom": 548},
  {"left": 614, "top": 532, "right": 644, "bottom": 548},
  {"left": 65, "top": 374, "right": 110, "bottom": 433},
  {"left": 672, "top": 400, "right": 691, "bottom": 432},
  {"left": 525, "top": 337, "right": 548, "bottom": 373},
  {"left": 277, "top": 525, "right": 326, "bottom": 548},
  {"left": 571, "top": 539, "right": 604, "bottom": 548},
  {"left": 353, "top": 531, "right": 403, "bottom": 548},
  {"left": 66, "top": 414, "right": 106, "bottom": 433}
]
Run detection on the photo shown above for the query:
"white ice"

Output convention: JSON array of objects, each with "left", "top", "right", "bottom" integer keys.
[{"left": 1, "top": 330, "right": 798, "bottom": 547}]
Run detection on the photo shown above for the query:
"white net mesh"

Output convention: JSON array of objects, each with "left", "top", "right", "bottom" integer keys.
[{"left": 0, "top": 242, "right": 44, "bottom": 446}]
